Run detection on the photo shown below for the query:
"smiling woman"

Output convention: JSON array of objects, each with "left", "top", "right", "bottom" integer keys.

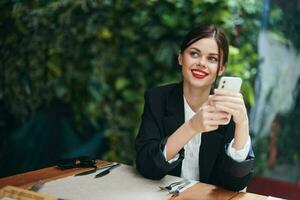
[
  {"left": 179, "top": 38, "right": 224, "bottom": 90},
  {"left": 135, "top": 25, "right": 255, "bottom": 191}
]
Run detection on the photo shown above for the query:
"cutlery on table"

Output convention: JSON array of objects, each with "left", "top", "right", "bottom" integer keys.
[
  {"left": 94, "top": 163, "right": 121, "bottom": 178},
  {"left": 74, "top": 162, "right": 119, "bottom": 176},
  {"left": 169, "top": 181, "right": 191, "bottom": 197},
  {"left": 159, "top": 179, "right": 188, "bottom": 191}
]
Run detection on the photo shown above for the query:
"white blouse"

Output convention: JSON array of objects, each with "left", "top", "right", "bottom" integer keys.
[{"left": 163, "top": 96, "right": 251, "bottom": 181}]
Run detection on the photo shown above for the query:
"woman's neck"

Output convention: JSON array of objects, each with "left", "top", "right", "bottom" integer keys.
[{"left": 183, "top": 83, "right": 211, "bottom": 112}]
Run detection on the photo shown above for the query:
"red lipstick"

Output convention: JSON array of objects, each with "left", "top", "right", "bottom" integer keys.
[{"left": 191, "top": 69, "right": 209, "bottom": 79}]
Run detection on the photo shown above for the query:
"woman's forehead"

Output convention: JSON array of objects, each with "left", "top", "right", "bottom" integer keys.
[{"left": 188, "top": 38, "right": 219, "bottom": 54}]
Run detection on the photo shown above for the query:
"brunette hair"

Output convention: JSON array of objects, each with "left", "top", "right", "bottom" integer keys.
[{"left": 180, "top": 25, "right": 229, "bottom": 87}]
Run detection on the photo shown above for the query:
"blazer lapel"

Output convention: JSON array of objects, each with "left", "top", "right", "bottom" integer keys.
[
  {"left": 162, "top": 83, "right": 185, "bottom": 137},
  {"left": 161, "top": 83, "right": 185, "bottom": 177},
  {"left": 199, "top": 131, "right": 224, "bottom": 182}
]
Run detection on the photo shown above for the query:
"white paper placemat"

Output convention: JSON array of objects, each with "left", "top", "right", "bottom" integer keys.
[{"left": 39, "top": 164, "right": 197, "bottom": 200}]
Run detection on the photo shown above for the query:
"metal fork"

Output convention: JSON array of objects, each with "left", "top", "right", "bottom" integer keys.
[
  {"left": 169, "top": 181, "right": 190, "bottom": 196},
  {"left": 159, "top": 179, "right": 187, "bottom": 191}
]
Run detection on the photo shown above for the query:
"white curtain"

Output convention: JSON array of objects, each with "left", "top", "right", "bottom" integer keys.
[{"left": 250, "top": 30, "right": 300, "bottom": 137}]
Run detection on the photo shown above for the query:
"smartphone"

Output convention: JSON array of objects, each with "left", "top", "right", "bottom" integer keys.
[
  {"left": 217, "top": 76, "right": 242, "bottom": 92},
  {"left": 217, "top": 76, "right": 242, "bottom": 124}
]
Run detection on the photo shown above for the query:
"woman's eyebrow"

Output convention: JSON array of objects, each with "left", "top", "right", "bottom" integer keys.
[
  {"left": 190, "top": 47, "right": 218, "bottom": 56},
  {"left": 190, "top": 47, "right": 201, "bottom": 52}
]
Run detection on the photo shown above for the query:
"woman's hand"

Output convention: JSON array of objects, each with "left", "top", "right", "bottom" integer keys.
[
  {"left": 189, "top": 95, "right": 229, "bottom": 134},
  {"left": 212, "top": 89, "right": 248, "bottom": 125},
  {"left": 212, "top": 89, "right": 250, "bottom": 150}
]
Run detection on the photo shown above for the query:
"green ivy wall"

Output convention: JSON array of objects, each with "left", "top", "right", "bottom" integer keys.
[{"left": 0, "top": 0, "right": 261, "bottom": 177}]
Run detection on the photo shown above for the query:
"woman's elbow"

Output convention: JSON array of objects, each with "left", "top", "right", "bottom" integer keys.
[{"left": 136, "top": 158, "right": 165, "bottom": 180}]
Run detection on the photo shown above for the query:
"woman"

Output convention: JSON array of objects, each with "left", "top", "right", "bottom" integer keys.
[{"left": 135, "top": 25, "right": 254, "bottom": 191}]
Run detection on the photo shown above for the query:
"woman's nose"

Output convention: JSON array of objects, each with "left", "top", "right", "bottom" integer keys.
[{"left": 197, "top": 56, "right": 207, "bottom": 67}]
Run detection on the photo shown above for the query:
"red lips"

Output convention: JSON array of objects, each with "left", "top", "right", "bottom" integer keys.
[{"left": 191, "top": 69, "right": 209, "bottom": 79}]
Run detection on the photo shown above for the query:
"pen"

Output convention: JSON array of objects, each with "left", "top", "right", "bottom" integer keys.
[
  {"left": 94, "top": 169, "right": 110, "bottom": 178},
  {"left": 94, "top": 163, "right": 120, "bottom": 178}
]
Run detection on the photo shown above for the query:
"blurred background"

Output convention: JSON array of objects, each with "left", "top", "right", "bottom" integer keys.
[{"left": 1, "top": 0, "right": 300, "bottom": 198}]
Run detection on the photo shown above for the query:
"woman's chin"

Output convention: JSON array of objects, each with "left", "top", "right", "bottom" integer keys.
[{"left": 185, "top": 78, "right": 211, "bottom": 89}]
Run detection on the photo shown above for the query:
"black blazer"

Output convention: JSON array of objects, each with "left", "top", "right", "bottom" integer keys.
[{"left": 135, "top": 82, "right": 255, "bottom": 191}]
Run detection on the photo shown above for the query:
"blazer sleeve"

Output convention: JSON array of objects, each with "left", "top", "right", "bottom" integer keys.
[
  {"left": 213, "top": 121, "right": 255, "bottom": 191},
  {"left": 135, "top": 91, "right": 184, "bottom": 180}
]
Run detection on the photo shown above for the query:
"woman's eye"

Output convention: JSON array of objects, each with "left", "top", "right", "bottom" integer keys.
[
  {"left": 190, "top": 52, "right": 199, "bottom": 58},
  {"left": 208, "top": 57, "right": 218, "bottom": 63}
]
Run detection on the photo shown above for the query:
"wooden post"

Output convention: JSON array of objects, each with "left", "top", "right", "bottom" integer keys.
[{"left": 268, "top": 115, "right": 280, "bottom": 167}]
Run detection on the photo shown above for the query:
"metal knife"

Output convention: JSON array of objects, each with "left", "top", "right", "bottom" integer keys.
[
  {"left": 94, "top": 163, "right": 120, "bottom": 178},
  {"left": 74, "top": 162, "right": 118, "bottom": 176}
]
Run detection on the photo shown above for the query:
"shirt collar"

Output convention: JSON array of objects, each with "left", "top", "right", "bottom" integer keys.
[{"left": 183, "top": 95, "right": 195, "bottom": 121}]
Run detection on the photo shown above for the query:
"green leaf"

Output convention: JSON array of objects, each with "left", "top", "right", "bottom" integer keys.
[
  {"left": 99, "top": 27, "right": 112, "bottom": 39},
  {"left": 161, "top": 13, "right": 177, "bottom": 28},
  {"left": 115, "top": 77, "right": 129, "bottom": 91}
]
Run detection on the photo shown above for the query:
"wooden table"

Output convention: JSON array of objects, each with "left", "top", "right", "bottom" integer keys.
[{"left": 0, "top": 161, "right": 267, "bottom": 200}]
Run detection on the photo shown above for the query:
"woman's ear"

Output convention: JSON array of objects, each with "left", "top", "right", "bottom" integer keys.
[
  {"left": 218, "top": 65, "right": 226, "bottom": 76},
  {"left": 178, "top": 51, "right": 182, "bottom": 66}
]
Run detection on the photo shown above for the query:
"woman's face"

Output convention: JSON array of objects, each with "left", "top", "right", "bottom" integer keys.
[{"left": 178, "top": 38, "right": 225, "bottom": 89}]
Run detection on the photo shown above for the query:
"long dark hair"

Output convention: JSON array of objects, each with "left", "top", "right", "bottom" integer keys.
[{"left": 180, "top": 25, "right": 229, "bottom": 88}]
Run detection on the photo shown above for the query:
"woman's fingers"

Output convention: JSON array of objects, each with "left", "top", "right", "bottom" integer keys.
[
  {"left": 209, "top": 90, "right": 249, "bottom": 125},
  {"left": 215, "top": 104, "right": 236, "bottom": 115},
  {"left": 192, "top": 95, "right": 241, "bottom": 133},
  {"left": 214, "top": 89, "right": 242, "bottom": 97},
  {"left": 215, "top": 101, "right": 243, "bottom": 111},
  {"left": 211, "top": 95, "right": 243, "bottom": 104},
  {"left": 202, "top": 109, "right": 230, "bottom": 129},
  {"left": 214, "top": 101, "right": 248, "bottom": 124},
  {"left": 191, "top": 104, "right": 229, "bottom": 132},
  {"left": 205, "top": 110, "right": 228, "bottom": 120}
]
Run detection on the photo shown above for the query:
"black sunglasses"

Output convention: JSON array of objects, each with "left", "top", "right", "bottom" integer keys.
[{"left": 57, "top": 156, "right": 96, "bottom": 170}]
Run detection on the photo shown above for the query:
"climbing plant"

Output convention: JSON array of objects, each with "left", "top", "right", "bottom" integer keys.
[{"left": 1, "top": 0, "right": 261, "bottom": 175}]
